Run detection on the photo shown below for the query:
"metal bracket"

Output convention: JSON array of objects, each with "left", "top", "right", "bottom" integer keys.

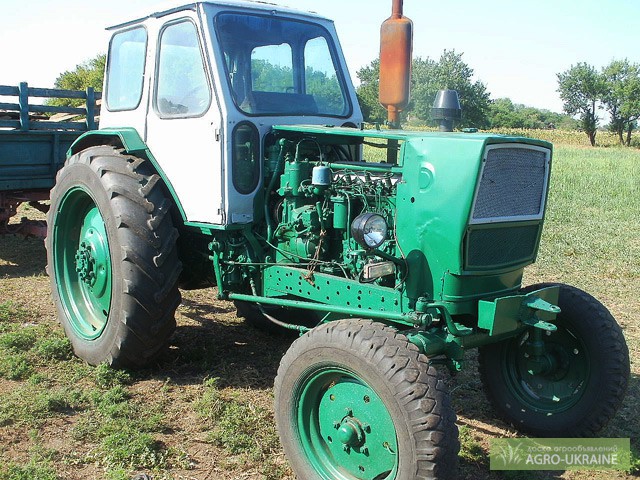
[
  {"left": 521, "top": 316, "right": 557, "bottom": 332},
  {"left": 522, "top": 295, "right": 561, "bottom": 314},
  {"left": 521, "top": 295, "right": 560, "bottom": 332}
]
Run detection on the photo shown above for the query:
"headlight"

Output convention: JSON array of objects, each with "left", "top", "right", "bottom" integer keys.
[{"left": 351, "top": 213, "right": 388, "bottom": 249}]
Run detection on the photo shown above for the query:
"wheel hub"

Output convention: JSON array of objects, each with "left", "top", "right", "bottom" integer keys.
[
  {"left": 524, "top": 350, "right": 557, "bottom": 376},
  {"left": 299, "top": 372, "right": 398, "bottom": 478},
  {"left": 336, "top": 416, "right": 365, "bottom": 448},
  {"left": 507, "top": 328, "right": 588, "bottom": 411},
  {"left": 75, "top": 242, "right": 96, "bottom": 285}
]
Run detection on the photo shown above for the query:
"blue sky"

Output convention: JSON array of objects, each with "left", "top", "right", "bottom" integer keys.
[{"left": 1, "top": 0, "right": 638, "bottom": 113}]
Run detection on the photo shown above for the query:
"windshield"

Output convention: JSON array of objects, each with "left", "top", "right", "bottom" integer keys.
[{"left": 214, "top": 12, "right": 350, "bottom": 117}]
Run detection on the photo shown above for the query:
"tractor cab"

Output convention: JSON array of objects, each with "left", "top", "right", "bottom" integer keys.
[{"left": 99, "top": 1, "right": 362, "bottom": 225}]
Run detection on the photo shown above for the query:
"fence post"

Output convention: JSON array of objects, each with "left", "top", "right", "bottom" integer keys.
[
  {"left": 86, "top": 87, "right": 96, "bottom": 131},
  {"left": 18, "top": 82, "right": 29, "bottom": 131}
]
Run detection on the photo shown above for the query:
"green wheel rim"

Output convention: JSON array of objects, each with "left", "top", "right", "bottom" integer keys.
[
  {"left": 503, "top": 326, "right": 589, "bottom": 414},
  {"left": 53, "top": 186, "right": 112, "bottom": 340},
  {"left": 296, "top": 366, "right": 399, "bottom": 479}
]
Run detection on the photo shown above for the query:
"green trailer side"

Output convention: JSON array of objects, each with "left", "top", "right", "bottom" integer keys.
[{"left": 0, "top": 82, "right": 100, "bottom": 234}]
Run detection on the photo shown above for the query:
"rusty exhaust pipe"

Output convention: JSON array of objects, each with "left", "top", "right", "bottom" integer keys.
[{"left": 379, "top": 0, "right": 413, "bottom": 129}]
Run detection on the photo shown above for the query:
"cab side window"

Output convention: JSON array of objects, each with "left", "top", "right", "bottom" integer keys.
[
  {"left": 156, "top": 20, "right": 211, "bottom": 117},
  {"left": 106, "top": 27, "right": 147, "bottom": 111}
]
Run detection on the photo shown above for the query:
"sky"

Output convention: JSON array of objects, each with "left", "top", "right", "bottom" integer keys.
[{"left": 1, "top": 0, "right": 639, "bottom": 114}]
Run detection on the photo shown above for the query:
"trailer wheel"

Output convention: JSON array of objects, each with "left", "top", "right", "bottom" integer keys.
[
  {"left": 46, "top": 146, "right": 182, "bottom": 367},
  {"left": 274, "top": 319, "right": 459, "bottom": 480},
  {"left": 479, "top": 283, "right": 629, "bottom": 436}
]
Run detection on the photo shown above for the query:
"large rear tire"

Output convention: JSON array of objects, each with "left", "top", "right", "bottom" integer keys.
[
  {"left": 46, "top": 146, "right": 182, "bottom": 367},
  {"left": 274, "top": 319, "right": 459, "bottom": 479},
  {"left": 479, "top": 283, "right": 629, "bottom": 436}
]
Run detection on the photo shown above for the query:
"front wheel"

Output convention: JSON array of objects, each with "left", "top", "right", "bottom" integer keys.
[
  {"left": 479, "top": 283, "right": 629, "bottom": 436},
  {"left": 274, "top": 319, "right": 459, "bottom": 480},
  {"left": 46, "top": 146, "right": 182, "bottom": 367}
]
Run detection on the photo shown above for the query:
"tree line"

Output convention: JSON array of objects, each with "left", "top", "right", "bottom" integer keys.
[
  {"left": 358, "top": 51, "right": 639, "bottom": 146},
  {"left": 357, "top": 50, "right": 575, "bottom": 131},
  {"left": 52, "top": 52, "right": 638, "bottom": 147},
  {"left": 557, "top": 60, "right": 640, "bottom": 146}
]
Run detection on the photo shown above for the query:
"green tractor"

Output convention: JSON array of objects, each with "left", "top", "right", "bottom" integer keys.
[{"left": 45, "top": 1, "right": 629, "bottom": 478}]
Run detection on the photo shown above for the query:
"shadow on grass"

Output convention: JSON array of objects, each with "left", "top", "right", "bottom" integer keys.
[
  {"left": 143, "top": 296, "right": 294, "bottom": 390},
  {"left": 0, "top": 234, "right": 47, "bottom": 278}
]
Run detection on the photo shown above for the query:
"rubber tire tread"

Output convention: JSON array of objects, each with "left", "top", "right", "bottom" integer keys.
[
  {"left": 274, "top": 319, "right": 459, "bottom": 480},
  {"left": 478, "top": 283, "right": 629, "bottom": 437},
  {"left": 46, "top": 146, "right": 182, "bottom": 367}
]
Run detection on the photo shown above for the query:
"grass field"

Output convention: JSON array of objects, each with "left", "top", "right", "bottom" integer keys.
[{"left": 0, "top": 143, "right": 638, "bottom": 479}]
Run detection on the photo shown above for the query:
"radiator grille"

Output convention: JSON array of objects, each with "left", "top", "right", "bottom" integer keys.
[
  {"left": 466, "top": 224, "right": 541, "bottom": 269},
  {"left": 472, "top": 146, "right": 549, "bottom": 222}
]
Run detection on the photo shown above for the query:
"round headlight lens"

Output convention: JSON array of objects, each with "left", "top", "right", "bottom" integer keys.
[{"left": 351, "top": 213, "right": 388, "bottom": 249}]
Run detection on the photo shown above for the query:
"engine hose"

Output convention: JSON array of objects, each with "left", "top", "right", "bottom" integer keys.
[
  {"left": 249, "top": 278, "right": 310, "bottom": 333},
  {"left": 265, "top": 140, "right": 287, "bottom": 243}
]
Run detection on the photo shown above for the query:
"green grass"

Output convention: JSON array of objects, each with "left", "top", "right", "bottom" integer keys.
[
  {"left": 0, "top": 431, "right": 59, "bottom": 480},
  {"left": 0, "top": 302, "right": 29, "bottom": 331},
  {"left": 526, "top": 145, "right": 640, "bottom": 299},
  {"left": 194, "top": 378, "right": 286, "bottom": 476},
  {"left": 0, "top": 306, "right": 72, "bottom": 380}
]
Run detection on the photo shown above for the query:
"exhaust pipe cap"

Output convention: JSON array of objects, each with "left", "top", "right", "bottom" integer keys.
[{"left": 432, "top": 89, "right": 462, "bottom": 132}]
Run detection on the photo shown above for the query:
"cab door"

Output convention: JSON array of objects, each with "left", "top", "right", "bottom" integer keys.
[{"left": 145, "top": 14, "right": 223, "bottom": 224}]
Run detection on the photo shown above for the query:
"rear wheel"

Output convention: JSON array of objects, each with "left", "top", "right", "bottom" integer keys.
[
  {"left": 479, "top": 283, "right": 629, "bottom": 436},
  {"left": 46, "top": 146, "right": 182, "bottom": 367},
  {"left": 274, "top": 319, "right": 459, "bottom": 479}
]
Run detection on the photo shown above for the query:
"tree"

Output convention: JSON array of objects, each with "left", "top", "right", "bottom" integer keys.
[
  {"left": 50, "top": 54, "right": 105, "bottom": 107},
  {"left": 488, "top": 98, "right": 577, "bottom": 130},
  {"left": 356, "top": 50, "right": 491, "bottom": 128},
  {"left": 413, "top": 50, "right": 491, "bottom": 129},
  {"left": 557, "top": 63, "right": 606, "bottom": 146},
  {"left": 602, "top": 59, "right": 640, "bottom": 146},
  {"left": 355, "top": 59, "right": 387, "bottom": 124}
]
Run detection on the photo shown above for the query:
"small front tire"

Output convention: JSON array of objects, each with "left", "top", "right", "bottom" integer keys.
[
  {"left": 479, "top": 283, "right": 629, "bottom": 436},
  {"left": 274, "top": 319, "right": 459, "bottom": 480}
]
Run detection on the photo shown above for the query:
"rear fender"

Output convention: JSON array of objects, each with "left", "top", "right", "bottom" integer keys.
[{"left": 67, "top": 128, "right": 187, "bottom": 223}]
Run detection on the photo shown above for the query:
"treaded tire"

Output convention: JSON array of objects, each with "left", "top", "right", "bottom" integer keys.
[
  {"left": 479, "top": 283, "right": 629, "bottom": 437},
  {"left": 46, "top": 146, "right": 182, "bottom": 367},
  {"left": 274, "top": 319, "right": 459, "bottom": 480}
]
